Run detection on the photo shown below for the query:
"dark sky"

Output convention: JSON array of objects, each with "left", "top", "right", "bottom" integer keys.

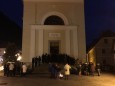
[
  {"left": 0, "top": 0, "right": 23, "bottom": 28},
  {"left": 0, "top": 0, "right": 115, "bottom": 47},
  {"left": 85, "top": 0, "right": 115, "bottom": 46}
]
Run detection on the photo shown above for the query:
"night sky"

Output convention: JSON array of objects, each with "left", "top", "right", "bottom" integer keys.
[
  {"left": 0, "top": 0, "right": 23, "bottom": 28},
  {"left": 85, "top": 0, "right": 115, "bottom": 46},
  {"left": 0, "top": 0, "right": 115, "bottom": 47}
]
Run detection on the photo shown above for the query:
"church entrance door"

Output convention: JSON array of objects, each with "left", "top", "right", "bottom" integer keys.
[{"left": 49, "top": 40, "right": 60, "bottom": 54}]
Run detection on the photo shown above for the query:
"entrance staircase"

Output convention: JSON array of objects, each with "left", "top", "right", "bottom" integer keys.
[{"left": 32, "top": 63, "right": 49, "bottom": 74}]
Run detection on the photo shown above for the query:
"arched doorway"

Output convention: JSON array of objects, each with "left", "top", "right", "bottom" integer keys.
[
  {"left": 49, "top": 40, "right": 60, "bottom": 54},
  {"left": 44, "top": 15, "right": 64, "bottom": 54}
]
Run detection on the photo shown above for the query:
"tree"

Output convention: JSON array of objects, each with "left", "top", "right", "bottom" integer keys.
[{"left": 3, "top": 43, "right": 18, "bottom": 64}]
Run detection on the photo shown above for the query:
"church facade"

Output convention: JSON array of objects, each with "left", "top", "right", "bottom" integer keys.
[{"left": 22, "top": 0, "right": 86, "bottom": 62}]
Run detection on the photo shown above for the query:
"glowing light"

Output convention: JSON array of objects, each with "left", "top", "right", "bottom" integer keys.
[
  {"left": 17, "top": 55, "right": 22, "bottom": 61},
  {"left": 0, "top": 66, "right": 4, "bottom": 71},
  {"left": 15, "top": 52, "right": 22, "bottom": 61},
  {"left": 3, "top": 51, "right": 6, "bottom": 54}
]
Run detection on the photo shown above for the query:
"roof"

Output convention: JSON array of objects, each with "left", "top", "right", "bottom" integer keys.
[{"left": 87, "top": 30, "right": 115, "bottom": 53}]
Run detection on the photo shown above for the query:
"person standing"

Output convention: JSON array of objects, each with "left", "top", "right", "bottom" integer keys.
[
  {"left": 4, "top": 63, "right": 8, "bottom": 76},
  {"left": 91, "top": 63, "right": 95, "bottom": 76},
  {"left": 9, "top": 63, "right": 14, "bottom": 77},
  {"left": 22, "top": 63, "right": 27, "bottom": 76},
  {"left": 78, "top": 63, "right": 82, "bottom": 76},
  {"left": 96, "top": 63, "right": 101, "bottom": 76},
  {"left": 38, "top": 56, "right": 41, "bottom": 66},
  {"left": 64, "top": 63, "right": 71, "bottom": 80},
  {"left": 32, "top": 57, "right": 35, "bottom": 69}
]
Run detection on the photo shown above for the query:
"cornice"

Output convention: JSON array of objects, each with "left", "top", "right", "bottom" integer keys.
[{"left": 23, "top": 0, "right": 82, "bottom": 3}]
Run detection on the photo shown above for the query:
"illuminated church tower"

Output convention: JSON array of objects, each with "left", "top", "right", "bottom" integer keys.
[{"left": 22, "top": 0, "right": 86, "bottom": 62}]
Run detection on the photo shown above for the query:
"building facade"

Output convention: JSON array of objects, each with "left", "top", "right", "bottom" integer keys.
[
  {"left": 22, "top": 0, "right": 86, "bottom": 62},
  {"left": 87, "top": 34, "right": 115, "bottom": 72}
]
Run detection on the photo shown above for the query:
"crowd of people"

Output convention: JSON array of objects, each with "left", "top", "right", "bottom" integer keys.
[
  {"left": 4, "top": 61, "right": 27, "bottom": 77},
  {"left": 48, "top": 63, "right": 71, "bottom": 80},
  {"left": 32, "top": 53, "right": 75, "bottom": 68},
  {"left": 47, "top": 62, "right": 101, "bottom": 80},
  {"left": 3, "top": 53, "right": 101, "bottom": 79},
  {"left": 76, "top": 62, "right": 96, "bottom": 76},
  {"left": 66, "top": 61, "right": 101, "bottom": 77},
  {"left": 31, "top": 53, "right": 101, "bottom": 80}
]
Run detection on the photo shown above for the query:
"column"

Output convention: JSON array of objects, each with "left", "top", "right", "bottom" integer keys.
[
  {"left": 30, "top": 28, "right": 35, "bottom": 60},
  {"left": 65, "top": 29, "right": 70, "bottom": 55},
  {"left": 73, "top": 29, "right": 78, "bottom": 59},
  {"left": 38, "top": 29, "right": 44, "bottom": 56}
]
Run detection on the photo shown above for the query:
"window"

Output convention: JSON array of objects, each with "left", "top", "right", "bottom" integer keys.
[
  {"left": 44, "top": 15, "right": 64, "bottom": 25},
  {"left": 104, "top": 39, "right": 108, "bottom": 44},
  {"left": 102, "top": 49, "right": 106, "bottom": 54}
]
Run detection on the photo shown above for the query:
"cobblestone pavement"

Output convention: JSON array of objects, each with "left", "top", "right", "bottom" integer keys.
[{"left": 0, "top": 73, "right": 115, "bottom": 86}]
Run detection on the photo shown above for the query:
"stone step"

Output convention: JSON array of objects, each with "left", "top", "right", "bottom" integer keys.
[{"left": 32, "top": 63, "right": 49, "bottom": 74}]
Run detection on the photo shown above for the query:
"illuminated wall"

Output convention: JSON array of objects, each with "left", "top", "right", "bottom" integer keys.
[{"left": 22, "top": 0, "right": 86, "bottom": 62}]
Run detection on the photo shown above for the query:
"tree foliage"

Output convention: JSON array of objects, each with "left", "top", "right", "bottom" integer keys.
[{"left": 3, "top": 43, "right": 18, "bottom": 63}]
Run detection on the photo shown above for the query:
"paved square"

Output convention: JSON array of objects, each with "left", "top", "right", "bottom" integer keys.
[{"left": 0, "top": 73, "right": 115, "bottom": 86}]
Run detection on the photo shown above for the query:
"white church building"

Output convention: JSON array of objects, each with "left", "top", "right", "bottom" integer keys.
[{"left": 22, "top": 0, "right": 86, "bottom": 62}]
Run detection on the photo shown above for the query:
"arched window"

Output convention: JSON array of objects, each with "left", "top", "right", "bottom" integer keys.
[{"left": 44, "top": 15, "right": 64, "bottom": 25}]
